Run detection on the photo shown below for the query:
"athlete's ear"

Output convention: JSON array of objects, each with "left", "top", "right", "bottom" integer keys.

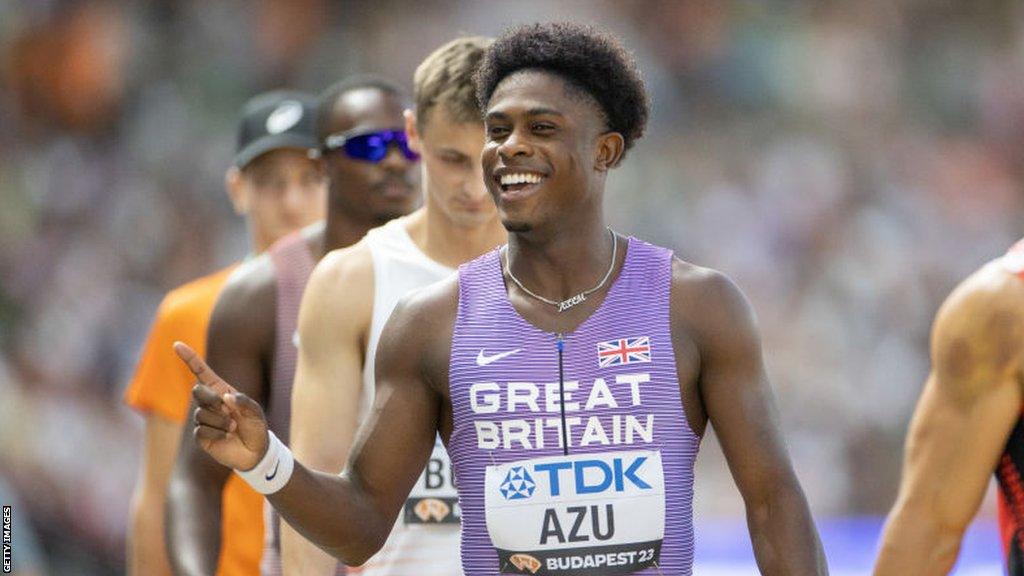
[
  {"left": 594, "top": 131, "right": 625, "bottom": 172},
  {"left": 404, "top": 109, "right": 423, "bottom": 155},
  {"left": 225, "top": 166, "right": 250, "bottom": 215}
]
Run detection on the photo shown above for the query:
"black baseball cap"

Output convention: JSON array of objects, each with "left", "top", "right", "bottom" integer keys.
[{"left": 234, "top": 90, "right": 319, "bottom": 168}]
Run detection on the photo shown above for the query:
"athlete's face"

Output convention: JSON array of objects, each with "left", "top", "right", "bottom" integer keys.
[
  {"left": 408, "top": 107, "right": 497, "bottom": 228},
  {"left": 228, "top": 148, "right": 327, "bottom": 252},
  {"left": 321, "top": 88, "right": 420, "bottom": 224},
  {"left": 481, "top": 70, "right": 623, "bottom": 233}
]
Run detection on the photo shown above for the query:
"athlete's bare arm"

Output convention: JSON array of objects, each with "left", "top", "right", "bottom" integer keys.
[
  {"left": 176, "top": 276, "right": 458, "bottom": 565},
  {"left": 874, "top": 262, "right": 1024, "bottom": 575},
  {"left": 282, "top": 244, "right": 375, "bottom": 574},
  {"left": 673, "top": 261, "right": 828, "bottom": 575},
  {"left": 166, "top": 259, "right": 276, "bottom": 576},
  {"left": 127, "top": 413, "right": 180, "bottom": 576}
]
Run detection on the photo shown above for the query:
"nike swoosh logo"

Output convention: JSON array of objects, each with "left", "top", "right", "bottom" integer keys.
[
  {"left": 265, "top": 460, "right": 280, "bottom": 481},
  {"left": 476, "top": 348, "right": 522, "bottom": 366}
]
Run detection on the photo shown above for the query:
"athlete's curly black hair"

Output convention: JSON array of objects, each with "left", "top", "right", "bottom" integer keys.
[{"left": 475, "top": 22, "right": 650, "bottom": 153}]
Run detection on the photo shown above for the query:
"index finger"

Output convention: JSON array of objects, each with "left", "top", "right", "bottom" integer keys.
[{"left": 173, "top": 341, "right": 237, "bottom": 396}]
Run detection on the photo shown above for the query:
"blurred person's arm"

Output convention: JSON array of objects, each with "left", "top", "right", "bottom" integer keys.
[
  {"left": 679, "top": 264, "right": 828, "bottom": 575},
  {"left": 175, "top": 278, "right": 451, "bottom": 566},
  {"left": 282, "top": 248, "right": 373, "bottom": 574},
  {"left": 125, "top": 289, "right": 213, "bottom": 576},
  {"left": 128, "top": 414, "right": 180, "bottom": 576},
  {"left": 874, "top": 262, "right": 1024, "bottom": 575},
  {"left": 167, "top": 262, "right": 275, "bottom": 576}
]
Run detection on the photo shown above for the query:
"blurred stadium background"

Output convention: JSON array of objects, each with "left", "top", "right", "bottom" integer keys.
[{"left": 2, "top": 0, "right": 1023, "bottom": 574}]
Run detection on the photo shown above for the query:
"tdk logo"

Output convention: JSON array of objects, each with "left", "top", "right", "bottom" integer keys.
[
  {"left": 536, "top": 456, "right": 651, "bottom": 496},
  {"left": 500, "top": 466, "right": 536, "bottom": 500}
]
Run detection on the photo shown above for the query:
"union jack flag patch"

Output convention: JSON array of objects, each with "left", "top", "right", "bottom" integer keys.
[{"left": 597, "top": 336, "right": 652, "bottom": 368}]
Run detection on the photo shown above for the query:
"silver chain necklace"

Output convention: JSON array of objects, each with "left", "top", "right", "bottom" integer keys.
[{"left": 504, "top": 228, "right": 617, "bottom": 313}]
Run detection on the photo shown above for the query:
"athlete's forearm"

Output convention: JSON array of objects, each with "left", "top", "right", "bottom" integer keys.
[
  {"left": 165, "top": 463, "right": 230, "bottom": 576},
  {"left": 127, "top": 489, "right": 173, "bottom": 576},
  {"left": 269, "top": 462, "right": 394, "bottom": 566},
  {"left": 285, "top": 376, "right": 358, "bottom": 575},
  {"left": 746, "top": 483, "right": 828, "bottom": 575},
  {"left": 873, "top": 503, "right": 962, "bottom": 576}
]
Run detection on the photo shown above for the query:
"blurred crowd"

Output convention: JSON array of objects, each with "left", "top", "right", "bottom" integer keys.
[{"left": 1, "top": 0, "right": 1023, "bottom": 572}]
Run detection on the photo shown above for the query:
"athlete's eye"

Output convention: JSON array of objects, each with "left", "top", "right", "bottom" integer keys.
[
  {"left": 440, "top": 153, "right": 470, "bottom": 167},
  {"left": 487, "top": 125, "right": 510, "bottom": 139}
]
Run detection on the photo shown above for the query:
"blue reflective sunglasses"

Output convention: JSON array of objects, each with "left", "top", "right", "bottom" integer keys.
[{"left": 322, "top": 128, "right": 419, "bottom": 163}]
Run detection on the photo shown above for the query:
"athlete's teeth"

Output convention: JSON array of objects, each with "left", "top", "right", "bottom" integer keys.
[{"left": 500, "top": 173, "right": 544, "bottom": 186}]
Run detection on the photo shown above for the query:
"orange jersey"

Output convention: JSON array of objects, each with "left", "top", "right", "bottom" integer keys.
[{"left": 125, "top": 264, "right": 264, "bottom": 576}]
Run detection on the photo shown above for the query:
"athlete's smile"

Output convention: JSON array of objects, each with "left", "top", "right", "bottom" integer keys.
[{"left": 492, "top": 165, "right": 548, "bottom": 202}]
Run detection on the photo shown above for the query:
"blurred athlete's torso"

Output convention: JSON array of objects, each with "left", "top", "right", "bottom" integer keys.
[{"left": 356, "top": 217, "right": 462, "bottom": 575}]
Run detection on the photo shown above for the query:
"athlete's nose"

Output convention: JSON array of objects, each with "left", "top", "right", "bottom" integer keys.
[
  {"left": 380, "top": 144, "right": 413, "bottom": 174},
  {"left": 496, "top": 126, "right": 532, "bottom": 161},
  {"left": 281, "top": 180, "right": 310, "bottom": 220}
]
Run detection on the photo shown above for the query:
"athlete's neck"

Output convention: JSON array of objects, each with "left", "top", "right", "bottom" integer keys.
[
  {"left": 250, "top": 227, "right": 277, "bottom": 254},
  {"left": 320, "top": 209, "right": 380, "bottom": 257},
  {"left": 505, "top": 217, "right": 617, "bottom": 302},
  {"left": 406, "top": 204, "right": 507, "bottom": 269}
]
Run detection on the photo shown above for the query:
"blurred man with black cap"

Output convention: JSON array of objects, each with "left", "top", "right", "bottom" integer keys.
[
  {"left": 166, "top": 76, "right": 419, "bottom": 576},
  {"left": 125, "top": 90, "right": 325, "bottom": 576}
]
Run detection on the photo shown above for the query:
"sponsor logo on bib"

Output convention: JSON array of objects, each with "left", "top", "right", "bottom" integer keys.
[
  {"left": 485, "top": 450, "right": 665, "bottom": 575},
  {"left": 510, "top": 553, "right": 543, "bottom": 574},
  {"left": 500, "top": 466, "right": 537, "bottom": 500},
  {"left": 403, "top": 437, "right": 461, "bottom": 525}
]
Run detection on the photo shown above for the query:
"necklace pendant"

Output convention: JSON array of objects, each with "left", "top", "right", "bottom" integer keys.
[{"left": 557, "top": 293, "right": 586, "bottom": 312}]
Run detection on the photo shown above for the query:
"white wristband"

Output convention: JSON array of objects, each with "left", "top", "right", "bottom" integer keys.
[{"left": 236, "top": 431, "right": 294, "bottom": 495}]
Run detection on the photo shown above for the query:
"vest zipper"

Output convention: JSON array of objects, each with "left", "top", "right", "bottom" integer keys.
[{"left": 556, "top": 332, "right": 569, "bottom": 456}]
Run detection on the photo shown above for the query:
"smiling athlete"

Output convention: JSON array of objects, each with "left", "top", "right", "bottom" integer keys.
[{"left": 175, "top": 23, "right": 827, "bottom": 575}]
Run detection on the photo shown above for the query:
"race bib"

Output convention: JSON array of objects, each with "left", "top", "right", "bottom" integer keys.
[
  {"left": 485, "top": 450, "right": 665, "bottom": 575},
  {"left": 403, "top": 437, "right": 460, "bottom": 524}
]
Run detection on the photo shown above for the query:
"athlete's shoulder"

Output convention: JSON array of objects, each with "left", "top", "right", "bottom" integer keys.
[
  {"left": 670, "top": 258, "right": 752, "bottom": 319},
  {"left": 304, "top": 239, "right": 376, "bottom": 309},
  {"left": 157, "top": 264, "right": 238, "bottom": 325},
  {"left": 931, "top": 258, "right": 1024, "bottom": 395},
  {"left": 668, "top": 257, "right": 760, "bottom": 355},
  {"left": 396, "top": 272, "right": 460, "bottom": 322},
  {"left": 314, "top": 238, "right": 375, "bottom": 285},
  {"left": 939, "top": 258, "right": 1024, "bottom": 322},
  {"left": 384, "top": 273, "right": 459, "bottom": 344},
  {"left": 934, "top": 258, "right": 1024, "bottom": 347},
  {"left": 219, "top": 253, "right": 277, "bottom": 307},
  {"left": 379, "top": 274, "right": 458, "bottom": 387}
]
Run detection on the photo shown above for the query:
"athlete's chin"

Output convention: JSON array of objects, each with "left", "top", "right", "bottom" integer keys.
[
  {"left": 450, "top": 210, "right": 498, "bottom": 229},
  {"left": 502, "top": 219, "right": 532, "bottom": 233},
  {"left": 372, "top": 200, "right": 420, "bottom": 224}
]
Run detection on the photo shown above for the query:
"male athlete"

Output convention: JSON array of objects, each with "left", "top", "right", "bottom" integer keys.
[
  {"left": 875, "top": 241, "right": 1024, "bottom": 574},
  {"left": 177, "top": 23, "right": 828, "bottom": 575},
  {"left": 125, "top": 90, "right": 325, "bottom": 576},
  {"left": 283, "top": 36, "right": 506, "bottom": 575},
  {"left": 166, "top": 77, "right": 418, "bottom": 576}
]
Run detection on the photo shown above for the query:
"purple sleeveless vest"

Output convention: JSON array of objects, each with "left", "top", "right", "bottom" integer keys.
[
  {"left": 262, "top": 231, "right": 346, "bottom": 576},
  {"left": 448, "top": 237, "right": 701, "bottom": 576}
]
